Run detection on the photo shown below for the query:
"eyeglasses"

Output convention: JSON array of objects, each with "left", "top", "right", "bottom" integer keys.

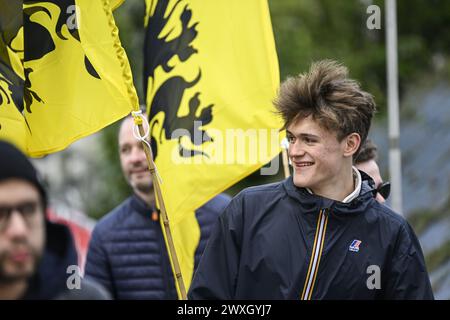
[
  {"left": 376, "top": 182, "right": 391, "bottom": 200},
  {"left": 0, "top": 201, "right": 41, "bottom": 231}
]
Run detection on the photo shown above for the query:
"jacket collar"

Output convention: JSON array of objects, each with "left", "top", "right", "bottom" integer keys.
[
  {"left": 305, "top": 166, "right": 362, "bottom": 203},
  {"left": 282, "top": 170, "right": 377, "bottom": 215},
  {"left": 130, "top": 193, "right": 156, "bottom": 218},
  {"left": 342, "top": 167, "right": 362, "bottom": 203}
]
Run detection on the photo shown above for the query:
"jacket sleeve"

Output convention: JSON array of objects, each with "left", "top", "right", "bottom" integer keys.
[
  {"left": 188, "top": 195, "right": 243, "bottom": 300},
  {"left": 383, "top": 222, "right": 434, "bottom": 299},
  {"left": 84, "top": 226, "right": 114, "bottom": 298}
]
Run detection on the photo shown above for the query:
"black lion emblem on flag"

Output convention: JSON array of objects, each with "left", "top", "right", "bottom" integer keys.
[{"left": 144, "top": 0, "right": 214, "bottom": 160}]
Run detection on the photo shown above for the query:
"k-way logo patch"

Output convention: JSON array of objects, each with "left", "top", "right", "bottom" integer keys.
[{"left": 349, "top": 239, "right": 362, "bottom": 252}]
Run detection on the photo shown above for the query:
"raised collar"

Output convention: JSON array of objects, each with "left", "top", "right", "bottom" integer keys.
[
  {"left": 342, "top": 166, "right": 362, "bottom": 203},
  {"left": 305, "top": 166, "right": 362, "bottom": 203},
  {"left": 283, "top": 170, "right": 376, "bottom": 215}
]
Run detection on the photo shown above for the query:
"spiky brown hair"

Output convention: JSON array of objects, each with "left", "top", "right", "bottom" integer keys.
[{"left": 274, "top": 60, "right": 376, "bottom": 155}]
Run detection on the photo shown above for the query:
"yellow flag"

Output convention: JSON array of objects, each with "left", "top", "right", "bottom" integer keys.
[
  {"left": 0, "top": 0, "right": 138, "bottom": 157},
  {"left": 0, "top": 0, "right": 27, "bottom": 152},
  {"left": 144, "top": 0, "right": 282, "bottom": 295}
]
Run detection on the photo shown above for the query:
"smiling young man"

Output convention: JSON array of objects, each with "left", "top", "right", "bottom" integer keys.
[{"left": 188, "top": 60, "right": 434, "bottom": 300}]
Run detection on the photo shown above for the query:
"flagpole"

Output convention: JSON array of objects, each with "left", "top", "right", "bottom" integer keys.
[
  {"left": 385, "top": 0, "right": 403, "bottom": 215},
  {"left": 100, "top": 0, "right": 187, "bottom": 299},
  {"left": 136, "top": 118, "right": 188, "bottom": 300}
]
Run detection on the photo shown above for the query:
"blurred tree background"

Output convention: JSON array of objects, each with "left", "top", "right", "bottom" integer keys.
[{"left": 63, "top": 0, "right": 448, "bottom": 297}]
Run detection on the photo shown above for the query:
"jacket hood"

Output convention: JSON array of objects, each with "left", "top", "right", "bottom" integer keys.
[
  {"left": 282, "top": 170, "right": 377, "bottom": 215},
  {"left": 22, "top": 220, "right": 78, "bottom": 299}
]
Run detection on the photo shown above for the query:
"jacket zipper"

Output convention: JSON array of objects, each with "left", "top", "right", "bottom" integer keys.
[{"left": 300, "top": 209, "right": 329, "bottom": 300}]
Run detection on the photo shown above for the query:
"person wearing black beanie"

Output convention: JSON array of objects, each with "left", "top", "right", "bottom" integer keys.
[
  {"left": 0, "top": 141, "right": 47, "bottom": 299},
  {"left": 0, "top": 141, "right": 47, "bottom": 208},
  {"left": 0, "top": 140, "right": 109, "bottom": 299}
]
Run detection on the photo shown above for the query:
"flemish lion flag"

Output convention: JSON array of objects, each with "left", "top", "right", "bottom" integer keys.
[
  {"left": 0, "top": 0, "right": 137, "bottom": 156},
  {"left": 0, "top": 0, "right": 27, "bottom": 151},
  {"left": 144, "top": 0, "right": 282, "bottom": 295}
]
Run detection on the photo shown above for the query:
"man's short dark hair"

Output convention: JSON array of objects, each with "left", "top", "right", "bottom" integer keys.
[{"left": 354, "top": 138, "right": 378, "bottom": 164}]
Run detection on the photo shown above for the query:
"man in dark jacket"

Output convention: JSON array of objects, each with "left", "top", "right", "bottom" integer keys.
[
  {"left": 188, "top": 60, "right": 434, "bottom": 300},
  {"left": 0, "top": 141, "right": 109, "bottom": 299},
  {"left": 85, "top": 116, "right": 231, "bottom": 299}
]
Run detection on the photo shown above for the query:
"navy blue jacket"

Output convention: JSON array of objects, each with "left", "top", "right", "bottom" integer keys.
[
  {"left": 188, "top": 174, "right": 434, "bottom": 300},
  {"left": 85, "top": 193, "right": 231, "bottom": 299},
  {"left": 23, "top": 221, "right": 109, "bottom": 300}
]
